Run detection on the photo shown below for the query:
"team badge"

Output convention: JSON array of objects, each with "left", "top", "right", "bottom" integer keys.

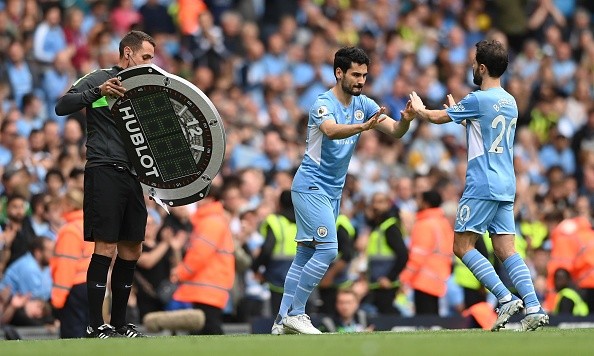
[
  {"left": 317, "top": 106, "right": 328, "bottom": 116},
  {"left": 354, "top": 110, "right": 364, "bottom": 121},
  {"left": 317, "top": 226, "right": 328, "bottom": 237}
]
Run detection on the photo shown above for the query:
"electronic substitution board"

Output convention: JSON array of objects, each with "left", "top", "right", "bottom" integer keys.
[{"left": 107, "top": 64, "right": 225, "bottom": 209}]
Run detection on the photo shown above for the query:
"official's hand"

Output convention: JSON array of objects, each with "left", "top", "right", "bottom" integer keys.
[
  {"left": 100, "top": 78, "right": 126, "bottom": 97},
  {"left": 400, "top": 100, "right": 415, "bottom": 122},
  {"left": 409, "top": 91, "right": 426, "bottom": 113},
  {"left": 362, "top": 107, "right": 386, "bottom": 131}
]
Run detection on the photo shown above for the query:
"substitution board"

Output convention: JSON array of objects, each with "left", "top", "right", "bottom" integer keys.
[{"left": 107, "top": 64, "right": 225, "bottom": 209}]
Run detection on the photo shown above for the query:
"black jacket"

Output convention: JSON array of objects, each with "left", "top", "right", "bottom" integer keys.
[{"left": 55, "top": 66, "right": 132, "bottom": 169}]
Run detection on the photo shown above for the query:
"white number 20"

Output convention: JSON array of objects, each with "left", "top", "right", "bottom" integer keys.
[{"left": 489, "top": 115, "right": 517, "bottom": 154}]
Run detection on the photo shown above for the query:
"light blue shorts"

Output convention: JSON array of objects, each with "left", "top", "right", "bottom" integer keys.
[
  {"left": 454, "top": 197, "right": 515, "bottom": 235},
  {"left": 291, "top": 191, "right": 340, "bottom": 243}
]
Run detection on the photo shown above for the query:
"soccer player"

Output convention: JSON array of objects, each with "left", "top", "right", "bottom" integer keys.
[
  {"left": 409, "top": 39, "right": 549, "bottom": 331},
  {"left": 55, "top": 31, "right": 156, "bottom": 338},
  {"left": 272, "top": 47, "right": 415, "bottom": 335}
]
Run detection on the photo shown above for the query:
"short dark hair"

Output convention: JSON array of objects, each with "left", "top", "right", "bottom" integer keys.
[
  {"left": 45, "top": 168, "right": 65, "bottom": 184},
  {"left": 422, "top": 190, "right": 443, "bottom": 208},
  {"left": 475, "top": 40, "right": 508, "bottom": 78},
  {"left": 333, "top": 47, "right": 370, "bottom": 79},
  {"left": 29, "top": 236, "right": 51, "bottom": 254},
  {"left": 119, "top": 30, "right": 155, "bottom": 58}
]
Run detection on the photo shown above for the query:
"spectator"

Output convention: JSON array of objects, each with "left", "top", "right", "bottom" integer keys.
[
  {"left": 42, "top": 50, "right": 75, "bottom": 126},
  {"left": 1, "top": 40, "right": 42, "bottom": 108},
  {"left": 400, "top": 190, "right": 454, "bottom": 315},
  {"left": 552, "top": 268, "right": 589, "bottom": 316},
  {"left": 0, "top": 236, "right": 54, "bottom": 301},
  {"left": 32, "top": 5, "right": 67, "bottom": 65},
  {"left": 0, "top": 194, "right": 37, "bottom": 274},
  {"left": 252, "top": 190, "right": 298, "bottom": 316},
  {"left": 320, "top": 288, "right": 372, "bottom": 333},
  {"left": 173, "top": 185, "right": 235, "bottom": 335},
  {"left": 16, "top": 92, "right": 45, "bottom": 138},
  {"left": 50, "top": 188, "right": 92, "bottom": 338},
  {"left": 62, "top": 6, "right": 89, "bottom": 73},
  {"left": 538, "top": 124, "right": 576, "bottom": 175},
  {"left": 139, "top": 0, "right": 176, "bottom": 36},
  {"left": 110, "top": 0, "right": 142, "bottom": 37},
  {"left": 363, "top": 191, "right": 408, "bottom": 315},
  {"left": 135, "top": 209, "right": 186, "bottom": 320},
  {"left": 317, "top": 210, "right": 356, "bottom": 315}
]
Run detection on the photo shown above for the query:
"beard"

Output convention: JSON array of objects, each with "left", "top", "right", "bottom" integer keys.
[
  {"left": 341, "top": 80, "right": 363, "bottom": 96},
  {"left": 473, "top": 68, "right": 483, "bottom": 86}
]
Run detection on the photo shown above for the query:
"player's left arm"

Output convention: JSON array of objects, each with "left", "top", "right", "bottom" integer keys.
[{"left": 374, "top": 100, "right": 415, "bottom": 138}]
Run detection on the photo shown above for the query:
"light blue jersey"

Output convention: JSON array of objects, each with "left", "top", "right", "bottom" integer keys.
[
  {"left": 292, "top": 90, "right": 380, "bottom": 199},
  {"left": 446, "top": 87, "right": 517, "bottom": 202}
]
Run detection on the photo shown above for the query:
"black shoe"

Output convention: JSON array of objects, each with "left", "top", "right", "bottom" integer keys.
[
  {"left": 115, "top": 323, "right": 149, "bottom": 338},
  {"left": 86, "top": 324, "right": 123, "bottom": 338}
]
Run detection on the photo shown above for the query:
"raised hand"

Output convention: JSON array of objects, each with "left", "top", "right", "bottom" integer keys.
[
  {"left": 363, "top": 106, "right": 387, "bottom": 131},
  {"left": 400, "top": 100, "right": 416, "bottom": 122},
  {"left": 443, "top": 94, "right": 456, "bottom": 109},
  {"left": 409, "top": 91, "right": 426, "bottom": 113}
]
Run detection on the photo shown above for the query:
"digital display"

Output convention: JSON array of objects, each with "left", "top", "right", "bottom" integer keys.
[{"left": 132, "top": 91, "right": 198, "bottom": 181}]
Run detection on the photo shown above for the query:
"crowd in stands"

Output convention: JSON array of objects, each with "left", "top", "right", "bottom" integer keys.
[{"left": 2, "top": 0, "right": 594, "bottom": 335}]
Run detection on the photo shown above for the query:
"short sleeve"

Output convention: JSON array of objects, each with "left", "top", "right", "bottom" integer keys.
[
  {"left": 446, "top": 92, "right": 480, "bottom": 124},
  {"left": 363, "top": 95, "right": 381, "bottom": 122},
  {"left": 311, "top": 98, "right": 335, "bottom": 126}
]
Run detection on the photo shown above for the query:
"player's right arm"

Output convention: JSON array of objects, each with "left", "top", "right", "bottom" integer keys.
[
  {"left": 55, "top": 72, "right": 124, "bottom": 116},
  {"left": 319, "top": 107, "right": 386, "bottom": 139},
  {"left": 409, "top": 91, "right": 454, "bottom": 124}
]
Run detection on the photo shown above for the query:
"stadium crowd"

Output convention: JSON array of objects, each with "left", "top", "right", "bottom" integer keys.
[{"left": 1, "top": 0, "right": 594, "bottom": 336}]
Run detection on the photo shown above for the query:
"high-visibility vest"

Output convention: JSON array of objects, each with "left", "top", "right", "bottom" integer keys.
[
  {"left": 367, "top": 216, "right": 402, "bottom": 289},
  {"left": 50, "top": 210, "right": 93, "bottom": 309},
  {"left": 331, "top": 214, "right": 356, "bottom": 288},
  {"left": 573, "top": 233, "right": 594, "bottom": 289},
  {"left": 454, "top": 234, "right": 494, "bottom": 290},
  {"left": 174, "top": 201, "right": 235, "bottom": 309},
  {"left": 520, "top": 221, "right": 548, "bottom": 249},
  {"left": 454, "top": 233, "right": 527, "bottom": 290},
  {"left": 554, "top": 288, "right": 589, "bottom": 316},
  {"left": 546, "top": 217, "right": 592, "bottom": 310},
  {"left": 259, "top": 214, "right": 298, "bottom": 292},
  {"left": 399, "top": 208, "right": 454, "bottom": 297}
]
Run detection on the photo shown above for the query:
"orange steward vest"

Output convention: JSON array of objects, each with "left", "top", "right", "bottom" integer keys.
[{"left": 174, "top": 201, "right": 235, "bottom": 309}]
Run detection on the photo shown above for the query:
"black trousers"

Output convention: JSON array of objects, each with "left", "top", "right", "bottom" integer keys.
[
  {"left": 463, "top": 287, "right": 486, "bottom": 308},
  {"left": 318, "top": 287, "right": 338, "bottom": 315},
  {"left": 414, "top": 289, "right": 439, "bottom": 315},
  {"left": 368, "top": 288, "right": 400, "bottom": 315},
  {"left": 192, "top": 303, "right": 223, "bottom": 335},
  {"left": 59, "top": 283, "right": 89, "bottom": 338},
  {"left": 583, "top": 288, "right": 594, "bottom": 313}
]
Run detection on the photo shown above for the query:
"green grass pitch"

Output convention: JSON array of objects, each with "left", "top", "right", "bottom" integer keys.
[{"left": 2, "top": 328, "right": 593, "bottom": 356}]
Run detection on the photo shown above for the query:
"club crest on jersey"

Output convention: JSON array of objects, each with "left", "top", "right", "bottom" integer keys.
[
  {"left": 354, "top": 110, "right": 364, "bottom": 121},
  {"left": 317, "top": 226, "right": 328, "bottom": 238},
  {"left": 317, "top": 105, "right": 328, "bottom": 116}
]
